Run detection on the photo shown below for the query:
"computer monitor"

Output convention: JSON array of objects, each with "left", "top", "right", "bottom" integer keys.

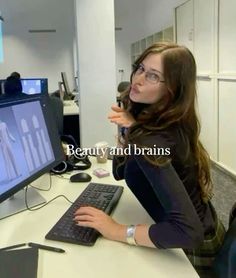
[
  {"left": 61, "top": 72, "right": 74, "bottom": 100},
  {"left": 61, "top": 72, "right": 70, "bottom": 95},
  {"left": 0, "top": 94, "right": 64, "bottom": 219},
  {"left": 21, "top": 78, "right": 48, "bottom": 95}
]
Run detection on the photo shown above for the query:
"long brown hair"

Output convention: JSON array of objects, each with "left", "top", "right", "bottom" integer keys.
[{"left": 121, "top": 42, "right": 213, "bottom": 202}]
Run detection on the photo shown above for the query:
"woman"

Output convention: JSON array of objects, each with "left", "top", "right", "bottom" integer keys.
[{"left": 74, "top": 43, "right": 225, "bottom": 277}]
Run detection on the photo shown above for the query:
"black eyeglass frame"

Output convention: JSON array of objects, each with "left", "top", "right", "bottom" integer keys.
[{"left": 132, "top": 63, "right": 165, "bottom": 84}]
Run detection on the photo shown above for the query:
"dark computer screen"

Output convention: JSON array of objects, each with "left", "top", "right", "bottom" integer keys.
[
  {"left": 60, "top": 72, "right": 74, "bottom": 100},
  {"left": 0, "top": 94, "right": 64, "bottom": 218},
  {"left": 0, "top": 79, "right": 5, "bottom": 95},
  {"left": 21, "top": 78, "right": 48, "bottom": 95},
  {"left": 61, "top": 72, "right": 70, "bottom": 96}
]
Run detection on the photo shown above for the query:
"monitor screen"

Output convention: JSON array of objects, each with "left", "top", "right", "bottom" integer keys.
[
  {"left": 0, "top": 94, "right": 64, "bottom": 218},
  {"left": 21, "top": 78, "right": 48, "bottom": 95}
]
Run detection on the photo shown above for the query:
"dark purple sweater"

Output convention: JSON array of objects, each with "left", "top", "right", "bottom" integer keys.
[{"left": 112, "top": 128, "right": 215, "bottom": 249}]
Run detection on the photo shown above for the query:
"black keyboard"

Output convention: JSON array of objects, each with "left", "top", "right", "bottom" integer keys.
[{"left": 45, "top": 183, "right": 123, "bottom": 246}]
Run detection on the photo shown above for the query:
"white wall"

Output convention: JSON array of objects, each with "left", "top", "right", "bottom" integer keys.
[
  {"left": 114, "top": 0, "right": 187, "bottom": 84},
  {"left": 176, "top": 0, "right": 236, "bottom": 175},
  {"left": 0, "top": 0, "right": 75, "bottom": 92},
  {"left": 75, "top": 0, "right": 117, "bottom": 148}
]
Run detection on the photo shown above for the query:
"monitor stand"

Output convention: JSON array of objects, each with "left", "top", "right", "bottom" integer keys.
[{"left": 0, "top": 187, "right": 46, "bottom": 220}]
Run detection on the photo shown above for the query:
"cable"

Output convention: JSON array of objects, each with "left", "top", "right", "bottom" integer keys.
[
  {"left": 50, "top": 171, "right": 71, "bottom": 180},
  {"left": 24, "top": 185, "right": 73, "bottom": 212},
  {"left": 29, "top": 173, "right": 52, "bottom": 191},
  {"left": 25, "top": 172, "right": 75, "bottom": 211}
]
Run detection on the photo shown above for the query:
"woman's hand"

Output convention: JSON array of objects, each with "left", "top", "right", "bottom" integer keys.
[
  {"left": 108, "top": 105, "right": 135, "bottom": 128},
  {"left": 74, "top": 206, "right": 126, "bottom": 241},
  {"left": 74, "top": 206, "right": 156, "bottom": 247}
]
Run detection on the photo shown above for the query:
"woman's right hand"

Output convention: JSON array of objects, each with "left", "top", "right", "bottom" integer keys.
[{"left": 108, "top": 105, "right": 135, "bottom": 128}]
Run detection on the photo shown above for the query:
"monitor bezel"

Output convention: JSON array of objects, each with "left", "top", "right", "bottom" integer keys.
[{"left": 0, "top": 94, "right": 64, "bottom": 204}]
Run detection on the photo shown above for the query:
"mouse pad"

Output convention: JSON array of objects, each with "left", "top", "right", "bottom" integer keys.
[{"left": 0, "top": 247, "right": 39, "bottom": 278}]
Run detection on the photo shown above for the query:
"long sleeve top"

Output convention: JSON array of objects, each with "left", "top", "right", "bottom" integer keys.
[{"left": 112, "top": 126, "right": 215, "bottom": 249}]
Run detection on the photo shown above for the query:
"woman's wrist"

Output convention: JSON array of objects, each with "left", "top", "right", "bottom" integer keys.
[
  {"left": 126, "top": 225, "right": 138, "bottom": 245},
  {"left": 110, "top": 224, "right": 138, "bottom": 245},
  {"left": 108, "top": 224, "right": 127, "bottom": 242},
  {"left": 108, "top": 223, "right": 155, "bottom": 248}
]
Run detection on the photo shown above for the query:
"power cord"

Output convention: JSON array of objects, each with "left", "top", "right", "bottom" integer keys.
[
  {"left": 25, "top": 187, "right": 73, "bottom": 211},
  {"left": 29, "top": 173, "right": 52, "bottom": 192},
  {"left": 24, "top": 178, "right": 73, "bottom": 212}
]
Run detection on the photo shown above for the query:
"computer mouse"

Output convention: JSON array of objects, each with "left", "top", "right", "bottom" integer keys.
[{"left": 70, "top": 172, "right": 92, "bottom": 183}]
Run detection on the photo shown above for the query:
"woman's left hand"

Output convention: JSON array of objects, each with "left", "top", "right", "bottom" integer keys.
[
  {"left": 108, "top": 105, "right": 135, "bottom": 128},
  {"left": 74, "top": 206, "right": 126, "bottom": 241}
]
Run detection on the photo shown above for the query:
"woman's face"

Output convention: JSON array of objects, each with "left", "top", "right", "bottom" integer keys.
[{"left": 130, "top": 53, "right": 168, "bottom": 104}]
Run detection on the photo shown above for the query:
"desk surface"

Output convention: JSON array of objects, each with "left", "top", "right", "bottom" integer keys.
[
  {"left": 63, "top": 100, "right": 79, "bottom": 115},
  {"left": 0, "top": 157, "right": 199, "bottom": 278}
]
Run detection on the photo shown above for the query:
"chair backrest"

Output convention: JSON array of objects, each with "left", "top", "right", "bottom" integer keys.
[
  {"left": 49, "top": 96, "right": 63, "bottom": 135},
  {"left": 117, "top": 81, "right": 130, "bottom": 93},
  {"left": 212, "top": 203, "right": 236, "bottom": 278},
  {"left": 4, "top": 76, "right": 22, "bottom": 95}
]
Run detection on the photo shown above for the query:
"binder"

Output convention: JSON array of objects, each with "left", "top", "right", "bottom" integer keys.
[{"left": 0, "top": 247, "right": 38, "bottom": 278}]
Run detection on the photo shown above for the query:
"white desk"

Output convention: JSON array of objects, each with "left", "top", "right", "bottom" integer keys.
[
  {"left": 63, "top": 100, "right": 79, "bottom": 116},
  {"left": 0, "top": 157, "right": 199, "bottom": 278}
]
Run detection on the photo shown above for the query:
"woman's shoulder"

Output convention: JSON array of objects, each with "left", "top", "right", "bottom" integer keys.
[{"left": 135, "top": 125, "right": 180, "bottom": 149}]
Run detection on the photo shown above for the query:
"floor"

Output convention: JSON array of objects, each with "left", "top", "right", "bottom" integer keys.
[{"left": 211, "top": 164, "right": 236, "bottom": 229}]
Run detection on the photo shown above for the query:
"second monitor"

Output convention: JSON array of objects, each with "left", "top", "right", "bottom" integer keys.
[{"left": 21, "top": 78, "right": 48, "bottom": 95}]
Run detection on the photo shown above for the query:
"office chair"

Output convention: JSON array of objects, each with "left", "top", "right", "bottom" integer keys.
[
  {"left": 49, "top": 96, "right": 64, "bottom": 135},
  {"left": 4, "top": 76, "right": 23, "bottom": 96},
  {"left": 49, "top": 95, "right": 88, "bottom": 174},
  {"left": 117, "top": 81, "right": 130, "bottom": 107},
  {"left": 117, "top": 81, "right": 130, "bottom": 93},
  {"left": 212, "top": 203, "right": 236, "bottom": 277}
]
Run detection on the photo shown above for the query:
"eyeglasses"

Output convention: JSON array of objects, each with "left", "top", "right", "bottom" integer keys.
[{"left": 132, "top": 63, "right": 165, "bottom": 84}]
